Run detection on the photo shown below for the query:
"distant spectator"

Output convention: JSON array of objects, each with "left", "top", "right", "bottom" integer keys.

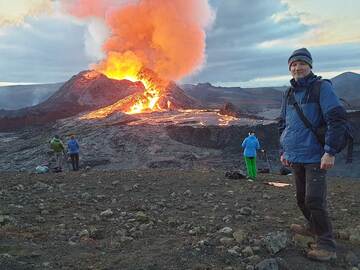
[
  {"left": 67, "top": 134, "right": 80, "bottom": 171},
  {"left": 50, "top": 135, "right": 65, "bottom": 172},
  {"left": 241, "top": 130, "right": 260, "bottom": 180}
]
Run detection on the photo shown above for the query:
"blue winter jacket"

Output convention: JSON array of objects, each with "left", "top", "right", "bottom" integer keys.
[
  {"left": 67, "top": 139, "right": 80, "bottom": 154},
  {"left": 242, "top": 135, "right": 260, "bottom": 158},
  {"left": 278, "top": 73, "right": 347, "bottom": 163}
]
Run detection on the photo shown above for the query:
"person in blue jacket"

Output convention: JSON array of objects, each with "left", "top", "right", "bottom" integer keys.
[
  {"left": 278, "top": 48, "right": 348, "bottom": 261},
  {"left": 241, "top": 130, "right": 260, "bottom": 180},
  {"left": 67, "top": 134, "right": 80, "bottom": 171}
]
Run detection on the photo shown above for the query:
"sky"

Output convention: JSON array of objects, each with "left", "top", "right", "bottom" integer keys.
[{"left": 0, "top": 0, "right": 359, "bottom": 87}]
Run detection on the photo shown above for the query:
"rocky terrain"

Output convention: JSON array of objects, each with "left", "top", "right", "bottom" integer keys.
[
  {"left": 1, "top": 169, "right": 360, "bottom": 270},
  {"left": 0, "top": 109, "right": 276, "bottom": 172}
]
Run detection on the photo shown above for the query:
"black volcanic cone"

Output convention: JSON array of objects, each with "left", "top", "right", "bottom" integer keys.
[
  {"left": 0, "top": 70, "right": 145, "bottom": 131},
  {"left": 0, "top": 70, "right": 201, "bottom": 131}
]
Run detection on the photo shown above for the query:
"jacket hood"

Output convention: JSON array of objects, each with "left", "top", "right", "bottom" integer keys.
[{"left": 290, "top": 72, "right": 325, "bottom": 88}]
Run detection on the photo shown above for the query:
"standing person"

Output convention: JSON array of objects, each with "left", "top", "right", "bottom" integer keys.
[
  {"left": 50, "top": 135, "right": 65, "bottom": 172},
  {"left": 241, "top": 130, "right": 260, "bottom": 180},
  {"left": 67, "top": 134, "right": 80, "bottom": 171},
  {"left": 278, "top": 48, "right": 349, "bottom": 261}
]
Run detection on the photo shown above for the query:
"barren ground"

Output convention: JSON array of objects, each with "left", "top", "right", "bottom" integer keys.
[{"left": 0, "top": 170, "right": 359, "bottom": 270}]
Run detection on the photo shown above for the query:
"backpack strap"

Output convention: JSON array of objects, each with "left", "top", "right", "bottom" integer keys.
[
  {"left": 308, "top": 79, "right": 324, "bottom": 103},
  {"left": 287, "top": 86, "right": 325, "bottom": 146}
]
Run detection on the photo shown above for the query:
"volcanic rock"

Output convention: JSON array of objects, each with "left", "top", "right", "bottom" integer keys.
[
  {"left": 157, "top": 82, "right": 200, "bottom": 110},
  {"left": 255, "top": 258, "right": 279, "bottom": 270},
  {"left": 262, "top": 231, "right": 290, "bottom": 254},
  {"left": 219, "top": 102, "right": 242, "bottom": 117}
]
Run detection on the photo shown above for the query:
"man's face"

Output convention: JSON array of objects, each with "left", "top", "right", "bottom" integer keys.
[{"left": 290, "top": 61, "right": 311, "bottom": 81}]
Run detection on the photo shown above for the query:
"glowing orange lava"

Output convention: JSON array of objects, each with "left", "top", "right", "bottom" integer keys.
[{"left": 95, "top": 52, "right": 166, "bottom": 114}]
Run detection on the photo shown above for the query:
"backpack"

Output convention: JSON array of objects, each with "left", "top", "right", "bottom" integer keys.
[{"left": 285, "top": 79, "right": 354, "bottom": 163}]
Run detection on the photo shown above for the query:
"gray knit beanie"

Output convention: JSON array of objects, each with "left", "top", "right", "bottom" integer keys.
[{"left": 288, "top": 48, "right": 312, "bottom": 69}]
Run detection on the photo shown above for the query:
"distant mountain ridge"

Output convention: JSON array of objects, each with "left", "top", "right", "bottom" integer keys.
[
  {"left": 181, "top": 83, "right": 283, "bottom": 111},
  {"left": 0, "top": 71, "right": 359, "bottom": 116},
  {"left": 182, "top": 72, "right": 360, "bottom": 111},
  {"left": 0, "top": 83, "right": 63, "bottom": 110}
]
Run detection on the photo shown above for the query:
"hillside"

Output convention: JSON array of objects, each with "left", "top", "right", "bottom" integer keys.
[
  {"left": 0, "top": 83, "right": 63, "bottom": 110},
  {"left": 0, "top": 71, "right": 146, "bottom": 131},
  {"left": 0, "top": 170, "right": 359, "bottom": 270}
]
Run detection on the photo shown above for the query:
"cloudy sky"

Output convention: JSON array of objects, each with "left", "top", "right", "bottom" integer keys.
[{"left": 0, "top": 0, "right": 359, "bottom": 87}]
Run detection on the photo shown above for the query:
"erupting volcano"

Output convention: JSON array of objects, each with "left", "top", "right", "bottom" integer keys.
[
  {"left": 97, "top": 65, "right": 169, "bottom": 115},
  {"left": 0, "top": 0, "right": 215, "bottom": 131},
  {"left": 62, "top": 0, "right": 214, "bottom": 115}
]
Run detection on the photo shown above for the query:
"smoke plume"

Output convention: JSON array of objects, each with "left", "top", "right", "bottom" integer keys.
[{"left": 62, "top": 0, "right": 215, "bottom": 81}]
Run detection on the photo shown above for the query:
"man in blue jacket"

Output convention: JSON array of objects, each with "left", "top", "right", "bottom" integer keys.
[
  {"left": 278, "top": 48, "right": 348, "bottom": 261},
  {"left": 67, "top": 134, "right": 80, "bottom": 171}
]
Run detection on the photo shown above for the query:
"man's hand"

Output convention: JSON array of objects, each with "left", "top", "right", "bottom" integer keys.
[
  {"left": 320, "top": 153, "right": 335, "bottom": 170},
  {"left": 280, "top": 154, "right": 290, "bottom": 166}
]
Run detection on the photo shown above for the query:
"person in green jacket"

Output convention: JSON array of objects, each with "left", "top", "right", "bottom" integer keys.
[{"left": 50, "top": 135, "right": 65, "bottom": 172}]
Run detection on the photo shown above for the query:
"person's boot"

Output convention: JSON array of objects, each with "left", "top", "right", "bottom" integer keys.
[
  {"left": 290, "top": 224, "right": 314, "bottom": 237},
  {"left": 307, "top": 242, "right": 317, "bottom": 249},
  {"left": 307, "top": 248, "right": 336, "bottom": 261}
]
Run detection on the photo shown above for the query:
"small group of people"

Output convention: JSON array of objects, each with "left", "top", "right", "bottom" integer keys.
[
  {"left": 50, "top": 134, "right": 80, "bottom": 172},
  {"left": 241, "top": 48, "right": 350, "bottom": 262}
]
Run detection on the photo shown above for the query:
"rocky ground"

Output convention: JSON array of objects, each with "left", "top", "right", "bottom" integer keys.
[
  {"left": 0, "top": 110, "right": 277, "bottom": 173},
  {"left": 1, "top": 169, "right": 360, "bottom": 270}
]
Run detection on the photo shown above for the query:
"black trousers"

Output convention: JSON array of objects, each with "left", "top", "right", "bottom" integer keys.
[
  {"left": 70, "top": 153, "right": 79, "bottom": 171},
  {"left": 292, "top": 163, "right": 336, "bottom": 252}
]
